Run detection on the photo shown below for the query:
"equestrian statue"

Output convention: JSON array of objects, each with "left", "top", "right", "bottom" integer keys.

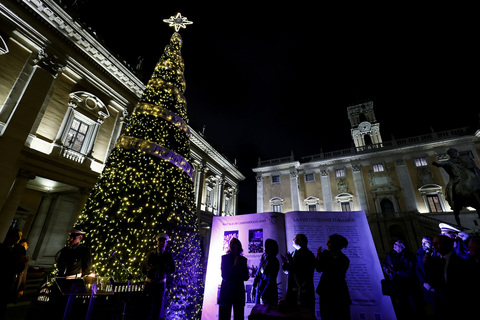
[{"left": 433, "top": 148, "right": 480, "bottom": 227}]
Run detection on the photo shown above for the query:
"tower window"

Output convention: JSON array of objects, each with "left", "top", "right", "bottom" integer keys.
[
  {"left": 271, "top": 175, "right": 280, "bottom": 184},
  {"left": 373, "top": 164, "right": 384, "bottom": 172}
]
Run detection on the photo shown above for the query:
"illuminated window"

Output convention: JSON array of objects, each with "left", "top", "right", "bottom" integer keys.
[
  {"left": 418, "top": 184, "right": 445, "bottom": 213},
  {"left": 304, "top": 196, "right": 319, "bottom": 211},
  {"left": 341, "top": 201, "right": 351, "bottom": 211},
  {"left": 270, "top": 197, "right": 283, "bottom": 213},
  {"left": 373, "top": 164, "right": 384, "bottom": 172},
  {"left": 335, "top": 169, "right": 346, "bottom": 178},
  {"left": 65, "top": 118, "right": 89, "bottom": 152},
  {"left": 426, "top": 194, "right": 443, "bottom": 213},
  {"left": 61, "top": 110, "right": 97, "bottom": 157},
  {"left": 414, "top": 157, "right": 428, "bottom": 167},
  {"left": 336, "top": 193, "right": 354, "bottom": 212},
  {"left": 60, "top": 92, "right": 109, "bottom": 162}
]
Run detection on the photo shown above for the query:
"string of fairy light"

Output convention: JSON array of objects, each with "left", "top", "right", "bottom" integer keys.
[{"left": 68, "top": 13, "right": 202, "bottom": 319}]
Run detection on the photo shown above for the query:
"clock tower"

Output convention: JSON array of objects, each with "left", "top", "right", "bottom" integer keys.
[{"left": 348, "top": 101, "right": 383, "bottom": 151}]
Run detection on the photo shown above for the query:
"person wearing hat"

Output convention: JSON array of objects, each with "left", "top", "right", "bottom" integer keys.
[
  {"left": 439, "top": 223, "right": 469, "bottom": 260},
  {"left": 55, "top": 229, "right": 92, "bottom": 279},
  {"left": 142, "top": 233, "right": 175, "bottom": 320}
]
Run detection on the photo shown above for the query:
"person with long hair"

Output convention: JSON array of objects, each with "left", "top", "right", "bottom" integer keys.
[
  {"left": 316, "top": 234, "right": 352, "bottom": 320},
  {"left": 252, "top": 238, "right": 280, "bottom": 306},
  {"left": 218, "top": 237, "right": 249, "bottom": 320}
]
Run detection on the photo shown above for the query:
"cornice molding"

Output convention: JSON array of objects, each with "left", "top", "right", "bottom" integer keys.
[
  {"left": 22, "top": 0, "right": 145, "bottom": 97},
  {"left": 189, "top": 127, "right": 245, "bottom": 181}
]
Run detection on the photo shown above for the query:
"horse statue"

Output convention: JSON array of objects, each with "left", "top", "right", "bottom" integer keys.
[{"left": 433, "top": 148, "right": 480, "bottom": 227}]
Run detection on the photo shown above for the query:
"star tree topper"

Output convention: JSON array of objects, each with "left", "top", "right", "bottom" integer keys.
[{"left": 163, "top": 13, "right": 193, "bottom": 32}]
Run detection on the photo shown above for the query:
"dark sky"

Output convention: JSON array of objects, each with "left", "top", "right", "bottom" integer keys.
[{"left": 76, "top": 2, "right": 479, "bottom": 214}]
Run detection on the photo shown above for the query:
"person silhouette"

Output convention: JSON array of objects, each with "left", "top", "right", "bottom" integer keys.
[
  {"left": 383, "top": 239, "right": 422, "bottom": 319},
  {"left": 281, "top": 234, "right": 315, "bottom": 314},
  {"left": 315, "top": 234, "right": 351, "bottom": 320},
  {"left": 252, "top": 238, "right": 280, "bottom": 306},
  {"left": 218, "top": 238, "right": 249, "bottom": 320},
  {"left": 424, "top": 235, "right": 470, "bottom": 319}
]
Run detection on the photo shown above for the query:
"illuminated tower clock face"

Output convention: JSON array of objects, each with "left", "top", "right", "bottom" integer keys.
[{"left": 358, "top": 121, "right": 371, "bottom": 133}]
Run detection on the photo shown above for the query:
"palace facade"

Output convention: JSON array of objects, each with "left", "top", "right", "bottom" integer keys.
[{"left": 253, "top": 101, "right": 480, "bottom": 259}]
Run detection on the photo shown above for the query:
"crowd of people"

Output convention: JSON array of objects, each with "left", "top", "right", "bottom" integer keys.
[
  {"left": 5, "top": 221, "right": 480, "bottom": 320},
  {"left": 219, "top": 233, "right": 351, "bottom": 320},
  {"left": 382, "top": 223, "right": 480, "bottom": 320}
]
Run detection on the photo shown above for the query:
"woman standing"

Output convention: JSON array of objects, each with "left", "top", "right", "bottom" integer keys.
[
  {"left": 252, "top": 238, "right": 280, "bottom": 306},
  {"left": 218, "top": 237, "right": 249, "bottom": 320},
  {"left": 316, "top": 234, "right": 352, "bottom": 320}
]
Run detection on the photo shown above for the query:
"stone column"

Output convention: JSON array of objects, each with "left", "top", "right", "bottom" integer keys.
[
  {"left": 0, "top": 169, "right": 36, "bottom": 240},
  {"left": 321, "top": 170, "right": 334, "bottom": 211},
  {"left": 195, "top": 164, "right": 207, "bottom": 221},
  {"left": 352, "top": 164, "right": 369, "bottom": 211},
  {"left": 217, "top": 176, "right": 226, "bottom": 216},
  {"left": 28, "top": 193, "right": 57, "bottom": 260},
  {"left": 290, "top": 170, "right": 300, "bottom": 211},
  {"left": 0, "top": 49, "right": 63, "bottom": 225},
  {"left": 256, "top": 175, "right": 263, "bottom": 213}
]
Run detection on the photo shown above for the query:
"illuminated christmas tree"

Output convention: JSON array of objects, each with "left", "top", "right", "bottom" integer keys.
[{"left": 73, "top": 13, "right": 202, "bottom": 319}]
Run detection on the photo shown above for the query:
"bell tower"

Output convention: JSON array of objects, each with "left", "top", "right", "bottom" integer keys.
[{"left": 348, "top": 101, "right": 383, "bottom": 151}]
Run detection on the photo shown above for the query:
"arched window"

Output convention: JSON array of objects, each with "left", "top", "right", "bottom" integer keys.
[{"left": 380, "top": 199, "right": 395, "bottom": 213}]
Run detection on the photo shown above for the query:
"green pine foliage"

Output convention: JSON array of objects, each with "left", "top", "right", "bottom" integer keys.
[{"left": 73, "top": 32, "right": 203, "bottom": 319}]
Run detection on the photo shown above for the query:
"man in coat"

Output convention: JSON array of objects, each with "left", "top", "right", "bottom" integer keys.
[
  {"left": 55, "top": 229, "right": 92, "bottom": 278},
  {"left": 281, "top": 233, "right": 315, "bottom": 314},
  {"left": 142, "top": 233, "right": 175, "bottom": 320},
  {"left": 424, "top": 234, "right": 470, "bottom": 319}
]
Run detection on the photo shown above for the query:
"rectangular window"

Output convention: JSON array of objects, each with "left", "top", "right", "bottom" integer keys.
[
  {"left": 373, "top": 164, "right": 384, "bottom": 172},
  {"left": 335, "top": 169, "right": 346, "bottom": 178},
  {"left": 414, "top": 157, "right": 428, "bottom": 167},
  {"left": 308, "top": 204, "right": 316, "bottom": 211},
  {"left": 271, "top": 175, "right": 280, "bottom": 184},
  {"left": 305, "top": 173, "right": 315, "bottom": 182},
  {"left": 224, "top": 197, "right": 230, "bottom": 215},
  {"left": 206, "top": 188, "right": 213, "bottom": 208},
  {"left": 66, "top": 118, "right": 89, "bottom": 152},
  {"left": 341, "top": 201, "right": 351, "bottom": 212},
  {"left": 426, "top": 194, "right": 443, "bottom": 212}
]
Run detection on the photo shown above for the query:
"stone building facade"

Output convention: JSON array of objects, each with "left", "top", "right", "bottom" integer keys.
[
  {"left": 0, "top": 0, "right": 244, "bottom": 266},
  {"left": 254, "top": 101, "right": 480, "bottom": 259}
]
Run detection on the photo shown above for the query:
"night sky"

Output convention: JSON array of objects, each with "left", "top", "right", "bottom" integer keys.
[{"left": 75, "top": 2, "right": 479, "bottom": 214}]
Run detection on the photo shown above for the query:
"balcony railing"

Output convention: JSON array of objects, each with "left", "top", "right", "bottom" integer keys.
[{"left": 257, "top": 127, "right": 470, "bottom": 167}]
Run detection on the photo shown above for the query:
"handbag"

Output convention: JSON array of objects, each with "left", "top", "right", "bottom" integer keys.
[{"left": 381, "top": 279, "right": 395, "bottom": 296}]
